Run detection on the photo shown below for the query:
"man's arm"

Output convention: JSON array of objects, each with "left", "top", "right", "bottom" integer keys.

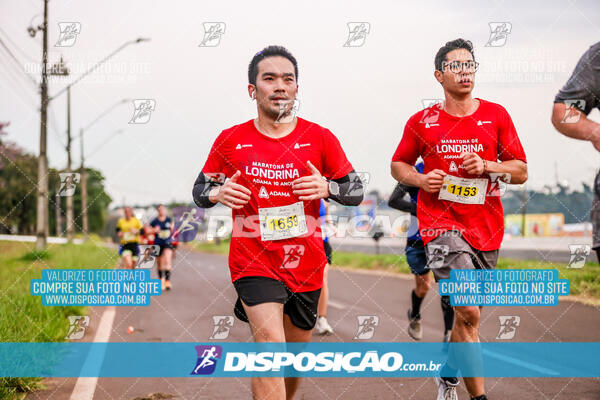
[
  {"left": 388, "top": 184, "right": 417, "bottom": 215},
  {"left": 192, "top": 170, "right": 251, "bottom": 210},
  {"left": 328, "top": 170, "right": 364, "bottom": 206},
  {"left": 292, "top": 163, "right": 364, "bottom": 206},
  {"left": 484, "top": 159, "right": 528, "bottom": 184},
  {"left": 390, "top": 161, "right": 446, "bottom": 193},
  {"left": 461, "top": 152, "right": 528, "bottom": 185},
  {"left": 551, "top": 103, "right": 600, "bottom": 151},
  {"left": 390, "top": 161, "right": 422, "bottom": 187},
  {"left": 192, "top": 172, "right": 222, "bottom": 208}
]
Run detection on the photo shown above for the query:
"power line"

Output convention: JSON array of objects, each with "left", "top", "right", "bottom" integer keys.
[
  {"left": 47, "top": 102, "right": 67, "bottom": 149},
  {"left": 0, "top": 36, "right": 38, "bottom": 88},
  {"left": 0, "top": 53, "right": 39, "bottom": 112},
  {"left": 0, "top": 26, "right": 37, "bottom": 63}
]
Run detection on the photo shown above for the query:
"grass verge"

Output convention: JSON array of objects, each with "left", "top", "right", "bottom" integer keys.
[{"left": 0, "top": 240, "right": 117, "bottom": 399}]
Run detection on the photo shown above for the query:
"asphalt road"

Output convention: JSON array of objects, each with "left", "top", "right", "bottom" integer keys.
[{"left": 28, "top": 247, "right": 600, "bottom": 400}]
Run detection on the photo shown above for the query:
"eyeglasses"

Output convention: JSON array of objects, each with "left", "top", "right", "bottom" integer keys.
[{"left": 442, "top": 60, "right": 479, "bottom": 73}]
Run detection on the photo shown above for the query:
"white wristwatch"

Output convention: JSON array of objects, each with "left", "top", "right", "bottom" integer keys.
[{"left": 328, "top": 180, "right": 339, "bottom": 197}]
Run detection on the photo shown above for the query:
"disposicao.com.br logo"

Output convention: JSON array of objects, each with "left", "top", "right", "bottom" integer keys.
[{"left": 190, "top": 344, "right": 441, "bottom": 376}]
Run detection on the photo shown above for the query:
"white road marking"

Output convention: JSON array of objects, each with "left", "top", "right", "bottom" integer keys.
[
  {"left": 327, "top": 300, "right": 347, "bottom": 310},
  {"left": 69, "top": 306, "right": 116, "bottom": 400}
]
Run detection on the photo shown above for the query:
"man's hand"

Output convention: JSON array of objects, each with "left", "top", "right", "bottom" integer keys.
[
  {"left": 419, "top": 169, "right": 447, "bottom": 193},
  {"left": 209, "top": 170, "right": 251, "bottom": 210},
  {"left": 292, "top": 161, "right": 329, "bottom": 201},
  {"left": 461, "top": 152, "right": 485, "bottom": 175}
]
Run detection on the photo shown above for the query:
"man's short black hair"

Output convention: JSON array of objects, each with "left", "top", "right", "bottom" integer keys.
[
  {"left": 248, "top": 45, "right": 298, "bottom": 85},
  {"left": 435, "top": 39, "right": 475, "bottom": 71}
]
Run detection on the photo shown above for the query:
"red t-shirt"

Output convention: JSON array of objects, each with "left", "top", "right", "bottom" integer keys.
[
  {"left": 202, "top": 117, "right": 354, "bottom": 292},
  {"left": 392, "top": 99, "right": 527, "bottom": 251}
]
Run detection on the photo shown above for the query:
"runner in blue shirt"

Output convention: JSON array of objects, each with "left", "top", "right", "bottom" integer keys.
[
  {"left": 388, "top": 162, "right": 454, "bottom": 341},
  {"left": 150, "top": 204, "right": 175, "bottom": 291}
]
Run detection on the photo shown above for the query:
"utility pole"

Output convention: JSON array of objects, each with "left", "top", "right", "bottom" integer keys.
[
  {"left": 80, "top": 128, "right": 88, "bottom": 239},
  {"left": 65, "top": 86, "right": 74, "bottom": 241},
  {"left": 35, "top": 0, "right": 49, "bottom": 251},
  {"left": 521, "top": 184, "right": 527, "bottom": 237},
  {"left": 48, "top": 39, "right": 149, "bottom": 241},
  {"left": 79, "top": 98, "right": 129, "bottom": 240},
  {"left": 55, "top": 192, "right": 61, "bottom": 236},
  {"left": 48, "top": 57, "right": 70, "bottom": 238}
]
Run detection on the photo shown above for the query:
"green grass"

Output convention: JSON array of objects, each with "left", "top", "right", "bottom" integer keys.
[
  {"left": 192, "top": 239, "right": 230, "bottom": 255},
  {"left": 192, "top": 241, "right": 600, "bottom": 301},
  {"left": 0, "top": 240, "right": 117, "bottom": 399}
]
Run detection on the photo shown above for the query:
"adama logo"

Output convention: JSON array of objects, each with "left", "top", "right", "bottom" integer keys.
[
  {"left": 294, "top": 143, "right": 310, "bottom": 149},
  {"left": 259, "top": 186, "right": 269, "bottom": 199},
  {"left": 477, "top": 120, "right": 492, "bottom": 126},
  {"left": 425, "top": 123, "right": 439, "bottom": 128},
  {"left": 235, "top": 144, "right": 252, "bottom": 150}
]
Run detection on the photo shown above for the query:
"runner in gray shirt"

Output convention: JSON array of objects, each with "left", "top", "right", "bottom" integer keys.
[{"left": 552, "top": 42, "right": 600, "bottom": 262}]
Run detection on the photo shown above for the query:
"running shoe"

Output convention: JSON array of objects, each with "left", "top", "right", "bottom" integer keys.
[
  {"left": 161, "top": 278, "right": 166, "bottom": 291},
  {"left": 435, "top": 376, "right": 459, "bottom": 400},
  {"left": 315, "top": 316, "right": 334, "bottom": 335},
  {"left": 443, "top": 330, "right": 452, "bottom": 343},
  {"left": 165, "top": 280, "right": 171, "bottom": 291},
  {"left": 407, "top": 308, "right": 422, "bottom": 340},
  {"left": 443, "top": 330, "right": 452, "bottom": 352}
]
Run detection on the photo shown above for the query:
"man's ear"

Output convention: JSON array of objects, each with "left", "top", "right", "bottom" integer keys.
[
  {"left": 434, "top": 70, "right": 443, "bottom": 85},
  {"left": 248, "top": 84, "right": 256, "bottom": 99}
]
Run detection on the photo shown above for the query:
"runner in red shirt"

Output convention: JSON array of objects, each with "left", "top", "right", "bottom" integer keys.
[
  {"left": 192, "top": 45, "right": 363, "bottom": 399},
  {"left": 391, "top": 39, "right": 527, "bottom": 400}
]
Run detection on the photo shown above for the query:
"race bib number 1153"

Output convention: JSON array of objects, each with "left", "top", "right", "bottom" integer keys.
[{"left": 438, "top": 175, "right": 487, "bottom": 205}]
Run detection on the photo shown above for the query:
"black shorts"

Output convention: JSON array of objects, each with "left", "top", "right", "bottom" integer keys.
[
  {"left": 323, "top": 241, "right": 332, "bottom": 264},
  {"left": 158, "top": 243, "right": 174, "bottom": 256},
  {"left": 119, "top": 242, "right": 139, "bottom": 257},
  {"left": 233, "top": 276, "right": 321, "bottom": 330}
]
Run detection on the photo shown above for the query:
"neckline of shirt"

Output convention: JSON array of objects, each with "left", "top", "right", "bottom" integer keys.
[
  {"left": 249, "top": 117, "right": 304, "bottom": 142},
  {"left": 438, "top": 98, "right": 486, "bottom": 121}
]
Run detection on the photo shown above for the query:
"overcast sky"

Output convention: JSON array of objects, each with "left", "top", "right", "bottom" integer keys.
[{"left": 2, "top": 0, "right": 600, "bottom": 206}]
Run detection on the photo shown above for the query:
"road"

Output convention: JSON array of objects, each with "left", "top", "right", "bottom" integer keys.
[{"left": 28, "top": 247, "right": 600, "bottom": 400}]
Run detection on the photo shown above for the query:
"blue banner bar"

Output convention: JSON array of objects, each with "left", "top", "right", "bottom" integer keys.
[{"left": 0, "top": 343, "right": 598, "bottom": 378}]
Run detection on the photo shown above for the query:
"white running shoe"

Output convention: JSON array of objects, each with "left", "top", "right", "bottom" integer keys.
[
  {"left": 315, "top": 316, "right": 334, "bottom": 335},
  {"left": 435, "top": 377, "right": 459, "bottom": 400}
]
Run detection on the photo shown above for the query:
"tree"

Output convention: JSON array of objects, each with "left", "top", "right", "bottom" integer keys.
[
  {"left": 0, "top": 123, "right": 112, "bottom": 235},
  {"left": 70, "top": 168, "right": 112, "bottom": 234},
  {"left": 0, "top": 124, "right": 39, "bottom": 234}
]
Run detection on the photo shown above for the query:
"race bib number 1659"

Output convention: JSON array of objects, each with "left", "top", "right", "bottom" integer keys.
[{"left": 259, "top": 201, "right": 308, "bottom": 241}]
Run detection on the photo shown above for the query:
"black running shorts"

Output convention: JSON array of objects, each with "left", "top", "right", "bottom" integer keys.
[{"left": 233, "top": 276, "right": 321, "bottom": 330}]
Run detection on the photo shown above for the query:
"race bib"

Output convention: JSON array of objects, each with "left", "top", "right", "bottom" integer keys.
[
  {"left": 438, "top": 175, "right": 488, "bottom": 205},
  {"left": 123, "top": 232, "right": 136, "bottom": 241},
  {"left": 259, "top": 201, "right": 308, "bottom": 241},
  {"left": 158, "top": 229, "right": 171, "bottom": 239}
]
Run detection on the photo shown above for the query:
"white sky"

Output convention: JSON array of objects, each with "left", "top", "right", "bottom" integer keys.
[{"left": 2, "top": 0, "right": 600, "bottom": 206}]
